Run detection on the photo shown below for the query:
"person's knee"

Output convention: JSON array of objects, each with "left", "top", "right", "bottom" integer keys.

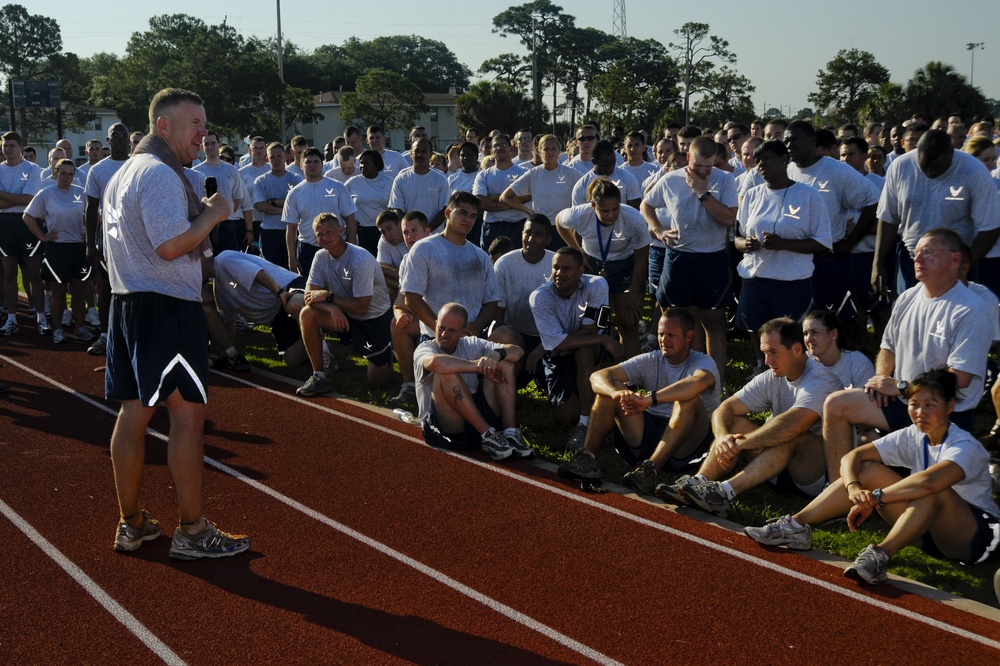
[
  {"left": 299, "top": 305, "right": 320, "bottom": 328},
  {"left": 824, "top": 388, "right": 863, "bottom": 423},
  {"left": 488, "top": 325, "right": 522, "bottom": 347}
]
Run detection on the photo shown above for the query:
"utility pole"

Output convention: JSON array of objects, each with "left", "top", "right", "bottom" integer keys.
[
  {"left": 531, "top": 13, "right": 542, "bottom": 131},
  {"left": 966, "top": 42, "right": 984, "bottom": 87},
  {"left": 276, "top": 0, "right": 286, "bottom": 141}
]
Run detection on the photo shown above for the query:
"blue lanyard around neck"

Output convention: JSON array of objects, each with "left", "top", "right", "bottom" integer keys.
[{"left": 922, "top": 425, "right": 950, "bottom": 470}]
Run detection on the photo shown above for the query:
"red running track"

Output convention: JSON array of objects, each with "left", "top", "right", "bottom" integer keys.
[{"left": 2, "top": 328, "right": 1000, "bottom": 665}]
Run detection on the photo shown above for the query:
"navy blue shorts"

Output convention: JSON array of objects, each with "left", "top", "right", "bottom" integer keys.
[
  {"left": 259, "top": 228, "right": 288, "bottom": 269},
  {"left": 613, "top": 411, "right": 712, "bottom": 469},
  {"left": 812, "top": 253, "right": 856, "bottom": 320},
  {"left": 106, "top": 292, "right": 209, "bottom": 406},
  {"left": 296, "top": 241, "right": 321, "bottom": 277},
  {"left": 585, "top": 254, "right": 634, "bottom": 294},
  {"left": 657, "top": 248, "right": 730, "bottom": 310},
  {"left": 421, "top": 383, "right": 500, "bottom": 450},
  {"left": 357, "top": 226, "right": 380, "bottom": 257},
  {"left": 0, "top": 212, "right": 42, "bottom": 259},
  {"left": 541, "top": 351, "right": 577, "bottom": 407},
  {"left": 41, "top": 242, "right": 91, "bottom": 284},
  {"left": 348, "top": 309, "right": 393, "bottom": 367},
  {"left": 921, "top": 504, "right": 1000, "bottom": 564},
  {"left": 481, "top": 220, "right": 525, "bottom": 252},
  {"left": 647, "top": 245, "right": 665, "bottom": 294},
  {"left": 735, "top": 277, "right": 814, "bottom": 333}
]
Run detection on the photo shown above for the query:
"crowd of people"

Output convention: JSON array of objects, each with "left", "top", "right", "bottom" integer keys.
[{"left": 3, "top": 91, "right": 1000, "bottom": 598}]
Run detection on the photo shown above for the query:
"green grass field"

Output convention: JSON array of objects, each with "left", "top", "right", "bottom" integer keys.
[{"left": 231, "top": 300, "right": 1000, "bottom": 608}]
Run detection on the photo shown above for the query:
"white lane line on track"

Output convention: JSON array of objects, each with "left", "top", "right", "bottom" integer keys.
[
  {"left": 1, "top": 356, "right": 623, "bottom": 666},
  {"left": 0, "top": 498, "right": 186, "bottom": 666},
  {"left": 216, "top": 370, "right": 1000, "bottom": 651}
]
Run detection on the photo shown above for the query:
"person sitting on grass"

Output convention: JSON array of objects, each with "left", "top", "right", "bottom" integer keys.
[
  {"left": 656, "top": 317, "right": 842, "bottom": 517},
  {"left": 296, "top": 212, "right": 393, "bottom": 397},
  {"left": 744, "top": 369, "right": 1000, "bottom": 585},
  {"left": 374, "top": 209, "right": 406, "bottom": 303},
  {"left": 556, "top": 307, "right": 720, "bottom": 494},
  {"left": 413, "top": 302, "right": 531, "bottom": 461}
]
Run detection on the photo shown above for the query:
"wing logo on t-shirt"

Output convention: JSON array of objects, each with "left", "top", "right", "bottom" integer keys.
[
  {"left": 931, "top": 319, "right": 946, "bottom": 340},
  {"left": 20, "top": 172, "right": 29, "bottom": 181},
  {"left": 342, "top": 267, "right": 352, "bottom": 281},
  {"left": 785, "top": 205, "right": 801, "bottom": 220},
  {"left": 325, "top": 188, "right": 336, "bottom": 197},
  {"left": 817, "top": 180, "right": 830, "bottom": 192},
  {"left": 946, "top": 186, "right": 965, "bottom": 201},
  {"left": 73, "top": 195, "right": 82, "bottom": 203},
  {"left": 557, "top": 175, "right": 567, "bottom": 184},
  {"left": 105, "top": 195, "right": 125, "bottom": 241}
]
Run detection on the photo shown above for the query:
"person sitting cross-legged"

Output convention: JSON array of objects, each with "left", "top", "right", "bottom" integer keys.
[
  {"left": 657, "top": 317, "right": 842, "bottom": 517},
  {"left": 413, "top": 302, "right": 531, "bottom": 461},
  {"left": 744, "top": 370, "right": 1000, "bottom": 585},
  {"left": 556, "top": 308, "right": 721, "bottom": 494}
]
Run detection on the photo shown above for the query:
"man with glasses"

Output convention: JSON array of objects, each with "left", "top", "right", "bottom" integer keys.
[
  {"left": 512, "top": 129, "right": 534, "bottom": 165},
  {"left": 129, "top": 131, "right": 143, "bottom": 154},
  {"left": 194, "top": 130, "right": 250, "bottom": 253},
  {"left": 725, "top": 124, "right": 750, "bottom": 176},
  {"left": 821, "top": 228, "right": 993, "bottom": 480},
  {"left": 568, "top": 124, "right": 621, "bottom": 176}
]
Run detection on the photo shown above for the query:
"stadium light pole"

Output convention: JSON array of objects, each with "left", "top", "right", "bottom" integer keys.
[
  {"left": 966, "top": 42, "right": 984, "bottom": 87},
  {"left": 277, "top": 0, "right": 286, "bottom": 141}
]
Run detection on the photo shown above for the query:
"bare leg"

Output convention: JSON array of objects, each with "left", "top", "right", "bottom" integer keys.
[
  {"left": 110, "top": 400, "right": 157, "bottom": 523},
  {"left": 822, "top": 389, "right": 889, "bottom": 481},
  {"left": 693, "top": 306, "right": 727, "bottom": 386},
  {"left": 163, "top": 390, "right": 206, "bottom": 525},
  {"left": 648, "top": 397, "right": 710, "bottom": 471},
  {"left": 431, "top": 372, "right": 489, "bottom": 434}
]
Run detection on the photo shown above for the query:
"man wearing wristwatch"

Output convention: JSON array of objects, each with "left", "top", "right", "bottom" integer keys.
[
  {"left": 821, "top": 227, "right": 993, "bottom": 480},
  {"left": 296, "top": 213, "right": 393, "bottom": 397}
]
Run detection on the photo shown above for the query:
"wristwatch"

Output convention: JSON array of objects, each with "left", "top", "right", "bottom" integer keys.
[
  {"left": 698, "top": 191, "right": 712, "bottom": 202},
  {"left": 896, "top": 380, "right": 908, "bottom": 393},
  {"left": 326, "top": 292, "right": 335, "bottom": 303},
  {"left": 872, "top": 488, "right": 885, "bottom": 506}
]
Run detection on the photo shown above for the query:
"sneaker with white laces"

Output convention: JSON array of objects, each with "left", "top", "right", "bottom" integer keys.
[
  {"left": 682, "top": 480, "right": 732, "bottom": 517},
  {"left": 61, "top": 309, "right": 72, "bottom": 327},
  {"left": 390, "top": 383, "right": 417, "bottom": 406},
  {"left": 52, "top": 329, "right": 66, "bottom": 344},
  {"left": 87, "top": 335, "right": 107, "bottom": 356},
  {"left": 113, "top": 509, "right": 161, "bottom": 552},
  {"left": 168, "top": 518, "right": 250, "bottom": 560},
  {"left": 622, "top": 460, "right": 658, "bottom": 494},
  {"left": 296, "top": 373, "right": 334, "bottom": 397},
  {"left": 844, "top": 544, "right": 889, "bottom": 584},
  {"left": 0, "top": 321, "right": 18, "bottom": 336},
  {"left": 557, "top": 449, "right": 601, "bottom": 480},
  {"left": 654, "top": 474, "right": 697, "bottom": 506},
  {"left": 37, "top": 321, "right": 53, "bottom": 336},
  {"left": 744, "top": 515, "right": 812, "bottom": 550},
  {"left": 74, "top": 326, "right": 96, "bottom": 342},
  {"left": 481, "top": 428, "right": 515, "bottom": 461},
  {"left": 85, "top": 307, "right": 100, "bottom": 327},
  {"left": 502, "top": 428, "right": 534, "bottom": 459},
  {"left": 565, "top": 423, "right": 587, "bottom": 451}
]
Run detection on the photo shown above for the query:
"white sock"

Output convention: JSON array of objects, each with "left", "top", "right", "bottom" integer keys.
[
  {"left": 314, "top": 371, "right": 326, "bottom": 379},
  {"left": 502, "top": 427, "right": 519, "bottom": 436},
  {"left": 481, "top": 427, "right": 496, "bottom": 440},
  {"left": 578, "top": 415, "right": 589, "bottom": 427},
  {"left": 7, "top": 314, "right": 16, "bottom": 324},
  {"left": 720, "top": 480, "right": 736, "bottom": 500},
  {"left": 321, "top": 340, "right": 331, "bottom": 353}
]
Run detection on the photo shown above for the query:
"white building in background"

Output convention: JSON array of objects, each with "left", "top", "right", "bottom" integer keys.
[
  {"left": 15, "top": 106, "right": 124, "bottom": 165},
  {"left": 303, "top": 90, "right": 460, "bottom": 155}
]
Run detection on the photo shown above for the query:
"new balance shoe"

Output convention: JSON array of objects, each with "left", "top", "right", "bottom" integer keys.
[
  {"left": 744, "top": 515, "right": 812, "bottom": 550},
  {"left": 654, "top": 474, "right": 697, "bottom": 506},
  {"left": 74, "top": 326, "right": 96, "bottom": 342},
  {"left": 37, "top": 321, "right": 53, "bottom": 336},
  {"left": 565, "top": 423, "right": 587, "bottom": 451},
  {"left": 296, "top": 373, "right": 333, "bottom": 397},
  {"left": 87, "top": 335, "right": 107, "bottom": 356},
  {"left": 85, "top": 307, "right": 100, "bottom": 327},
  {"left": 390, "top": 383, "right": 417, "bottom": 406},
  {"left": 52, "top": 329, "right": 66, "bottom": 344},
  {"left": 557, "top": 449, "right": 601, "bottom": 480},
  {"left": 502, "top": 428, "right": 534, "bottom": 459},
  {"left": 168, "top": 519, "right": 250, "bottom": 560},
  {"left": 844, "top": 544, "right": 889, "bottom": 584},
  {"left": 622, "top": 460, "right": 658, "bottom": 494},
  {"left": 481, "top": 428, "right": 515, "bottom": 461},
  {"left": 0, "top": 321, "right": 18, "bottom": 336},
  {"left": 113, "top": 509, "right": 161, "bottom": 552},
  {"left": 682, "top": 480, "right": 732, "bottom": 517}
]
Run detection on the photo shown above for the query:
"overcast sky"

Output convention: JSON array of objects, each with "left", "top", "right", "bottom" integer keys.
[{"left": 43, "top": 0, "right": 1000, "bottom": 119}]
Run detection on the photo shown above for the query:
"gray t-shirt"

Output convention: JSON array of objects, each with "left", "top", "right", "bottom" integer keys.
[
  {"left": 448, "top": 169, "right": 479, "bottom": 196},
  {"left": 213, "top": 250, "right": 299, "bottom": 323},
  {"left": 24, "top": 183, "right": 86, "bottom": 243},
  {"left": 102, "top": 154, "right": 202, "bottom": 301},
  {"left": 306, "top": 243, "right": 391, "bottom": 320},
  {"left": 494, "top": 249, "right": 553, "bottom": 336},
  {"left": 376, "top": 236, "right": 407, "bottom": 268},
  {"left": 84, "top": 158, "right": 128, "bottom": 203},
  {"left": 643, "top": 167, "right": 738, "bottom": 253},
  {"left": 735, "top": 359, "right": 843, "bottom": 436},
  {"left": 253, "top": 171, "right": 302, "bottom": 230},
  {"left": 881, "top": 281, "right": 992, "bottom": 413},
  {"left": 509, "top": 164, "right": 582, "bottom": 223},
  {"left": 473, "top": 163, "right": 527, "bottom": 223},
  {"left": 388, "top": 168, "right": 450, "bottom": 220},
  {"left": 345, "top": 172, "right": 394, "bottom": 228},
  {"left": 809, "top": 351, "right": 874, "bottom": 390},
  {"left": 529, "top": 274, "right": 610, "bottom": 351},
  {"left": 788, "top": 156, "right": 880, "bottom": 242},
  {"left": 876, "top": 424, "right": 1000, "bottom": 516},
  {"left": 282, "top": 179, "right": 357, "bottom": 245},
  {"left": 571, "top": 167, "right": 642, "bottom": 206},
  {"left": 877, "top": 150, "right": 1000, "bottom": 252},
  {"left": 413, "top": 336, "right": 504, "bottom": 420},
  {"left": 557, "top": 203, "right": 650, "bottom": 262},
  {"left": 193, "top": 161, "right": 244, "bottom": 218},
  {"left": 0, "top": 160, "right": 43, "bottom": 213},
  {"left": 619, "top": 349, "right": 721, "bottom": 419},
  {"left": 239, "top": 163, "right": 270, "bottom": 222},
  {"left": 400, "top": 234, "right": 501, "bottom": 337}
]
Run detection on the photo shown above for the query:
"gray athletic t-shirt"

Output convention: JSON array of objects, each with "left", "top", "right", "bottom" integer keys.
[
  {"left": 413, "top": 336, "right": 504, "bottom": 420},
  {"left": 735, "top": 359, "right": 843, "bottom": 436},
  {"left": 643, "top": 167, "right": 738, "bottom": 253},
  {"left": 282, "top": 179, "right": 358, "bottom": 244},
  {"left": 213, "top": 250, "right": 299, "bottom": 323},
  {"left": 529, "top": 274, "right": 610, "bottom": 351},
  {"left": 571, "top": 167, "right": 642, "bottom": 206},
  {"left": 788, "top": 156, "right": 880, "bottom": 242},
  {"left": 24, "top": 183, "right": 86, "bottom": 243},
  {"left": 473, "top": 163, "right": 527, "bottom": 223},
  {"left": 306, "top": 243, "right": 391, "bottom": 320},
  {"left": 619, "top": 349, "right": 721, "bottom": 419},
  {"left": 0, "top": 160, "right": 43, "bottom": 213},
  {"left": 509, "top": 164, "right": 582, "bottom": 223},
  {"left": 557, "top": 203, "right": 649, "bottom": 262},
  {"left": 345, "top": 172, "right": 394, "bottom": 228},
  {"left": 253, "top": 171, "right": 302, "bottom": 230},
  {"left": 494, "top": 248, "right": 553, "bottom": 336},
  {"left": 388, "top": 168, "right": 449, "bottom": 220}
]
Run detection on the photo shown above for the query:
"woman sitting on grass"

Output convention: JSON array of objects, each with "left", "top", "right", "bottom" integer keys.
[{"left": 744, "top": 369, "right": 1000, "bottom": 584}]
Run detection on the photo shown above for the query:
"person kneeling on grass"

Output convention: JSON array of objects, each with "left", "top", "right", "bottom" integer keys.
[
  {"left": 745, "top": 369, "right": 1000, "bottom": 585},
  {"left": 556, "top": 307, "right": 720, "bottom": 494},
  {"left": 656, "top": 317, "right": 842, "bottom": 517},
  {"left": 413, "top": 302, "right": 531, "bottom": 461}
]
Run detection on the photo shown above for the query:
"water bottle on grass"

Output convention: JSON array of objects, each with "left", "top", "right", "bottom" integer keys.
[{"left": 393, "top": 409, "right": 416, "bottom": 424}]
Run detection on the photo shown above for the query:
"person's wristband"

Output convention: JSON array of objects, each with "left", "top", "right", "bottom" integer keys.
[
  {"left": 698, "top": 191, "right": 711, "bottom": 202},
  {"left": 275, "top": 287, "right": 285, "bottom": 297},
  {"left": 494, "top": 347, "right": 507, "bottom": 361},
  {"left": 650, "top": 390, "right": 658, "bottom": 405}
]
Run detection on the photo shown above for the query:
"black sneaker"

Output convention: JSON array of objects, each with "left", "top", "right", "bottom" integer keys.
[
  {"left": 224, "top": 354, "right": 251, "bottom": 371},
  {"left": 622, "top": 460, "right": 657, "bottom": 494}
]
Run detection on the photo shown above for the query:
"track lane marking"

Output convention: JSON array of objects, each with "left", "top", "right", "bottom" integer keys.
[
  {"left": 1, "top": 356, "right": 622, "bottom": 666},
  {"left": 0, "top": 498, "right": 186, "bottom": 665}
]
